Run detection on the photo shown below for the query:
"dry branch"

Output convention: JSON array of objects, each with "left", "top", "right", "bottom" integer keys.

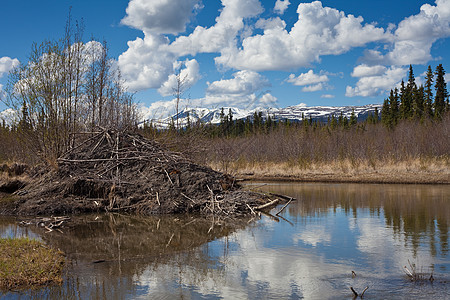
[
  {"left": 276, "top": 198, "right": 293, "bottom": 216},
  {"left": 255, "top": 199, "right": 279, "bottom": 211}
]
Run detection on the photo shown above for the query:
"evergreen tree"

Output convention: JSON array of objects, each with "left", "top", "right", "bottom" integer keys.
[
  {"left": 244, "top": 116, "right": 251, "bottom": 135},
  {"left": 338, "top": 112, "right": 343, "bottom": 127},
  {"left": 381, "top": 98, "right": 391, "bottom": 128},
  {"left": 227, "top": 108, "right": 233, "bottom": 135},
  {"left": 19, "top": 100, "right": 31, "bottom": 131},
  {"left": 424, "top": 65, "right": 434, "bottom": 118},
  {"left": 186, "top": 111, "right": 191, "bottom": 132},
  {"left": 330, "top": 114, "right": 338, "bottom": 129},
  {"left": 366, "top": 112, "right": 375, "bottom": 125},
  {"left": 374, "top": 107, "right": 380, "bottom": 123},
  {"left": 400, "top": 80, "right": 412, "bottom": 119},
  {"left": 434, "top": 64, "right": 448, "bottom": 118},
  {"left": 413, "top": 85, "right": 424, "bottom": 120},
  {"left": 343, "top": 116, "right": 349, "bottom": 129},
  {"left": 390, "top": 88, "right": 399, "bottom": 125},
  {"left": 219, "top": 107, "right": 225, "bottom": 123},
  {"left": 266, "top": 114, "right": 273, "bottom": 132},
  {"left": 407, "top": 64, "right": 416, "bottom": 90},
  {"left": 349, "top": 109, "right": 357, "bottom": 126},
  {"left": 402, "top": 66, "right": 416, "bottom": 119}
]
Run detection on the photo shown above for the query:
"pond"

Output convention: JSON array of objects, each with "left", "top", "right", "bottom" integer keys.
[{"left": 0, "top": 183, "right": 449, "bottom": 299}]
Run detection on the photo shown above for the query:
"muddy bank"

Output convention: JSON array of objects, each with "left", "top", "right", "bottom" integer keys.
[{"left": 0, "top": 130, "right": 273, "bottom": 216}]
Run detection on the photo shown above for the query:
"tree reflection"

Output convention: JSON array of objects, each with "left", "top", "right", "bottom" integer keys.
[{"left": 256, "top": 183, "right": 449, "bottom": 258}]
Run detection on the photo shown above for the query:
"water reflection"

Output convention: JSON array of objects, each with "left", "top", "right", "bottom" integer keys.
[{"left": 0, "top": 183, "right": 448, "bottom": 299}]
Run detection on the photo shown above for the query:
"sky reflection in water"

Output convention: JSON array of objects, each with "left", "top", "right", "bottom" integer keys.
[{"left": 1, "top": 183, "right": 449, "bottom": 299}]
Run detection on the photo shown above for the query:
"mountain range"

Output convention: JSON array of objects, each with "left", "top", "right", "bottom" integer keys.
[
  {"left": 1, "top": 104, "right": 382, "bottom": 128},
  {"left": 149, "top": 104, "right": 382, "bottom": 128}
]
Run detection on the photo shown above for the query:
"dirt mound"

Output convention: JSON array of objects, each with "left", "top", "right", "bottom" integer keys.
[{"left": 9, "top": 130, "right": 271, "bottom": 216}]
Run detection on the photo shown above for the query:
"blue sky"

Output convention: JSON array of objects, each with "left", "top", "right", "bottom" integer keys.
[{"left": 1, "top": 0, "right": 450, "bottom": 118}]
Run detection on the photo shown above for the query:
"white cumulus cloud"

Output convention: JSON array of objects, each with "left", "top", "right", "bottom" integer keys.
[
  {"left": 169, "top": 0, "right": 264, "bottom": 57},
  {"left": 346, "top": 66, "right": 407, "bottom": 97},
  {"left": 287, "top": 70, "right": 329, "bottom": 86},
  {"left": 0, "top": 57, "right": 19, "bottom": 78},
  {"left": 216, "top": 1, "right": 388, "bottom": 71},
  {"left": 362, "top": 0, "right": 450, "bottom": 66},
  {"left": 287, "top": 70, "right": 329, "bottom": 92},
  {"left": 121, "top": 0, "right": 201, "bottom": 34},
  {"left": 206, "top": 70, "right": 270, "bottom": 96},
  {"left": 118, "top": 34, "right": 176, "bottom": 91},
  {"left": 302, "top": 83, "right": 324, "bottom": 92},
  {"left": 274, "top": 0, "right": 290, "bottom": 15},
  {"left": 351, "top": 64, "right": 388, "bottom": 78},
  {"left": 157, "top": 59, "right": 201, "bottom": 97},
  {"left": 259, "top": 93, "right": 278, "bottom": 106}
]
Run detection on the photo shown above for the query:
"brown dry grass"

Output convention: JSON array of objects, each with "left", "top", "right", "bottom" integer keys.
[
  {"left": 208, "top": 156, "right": 450, "bottom": 184},
  {"left": 0, "top": 238, "right": 65, "bottom": 290}
]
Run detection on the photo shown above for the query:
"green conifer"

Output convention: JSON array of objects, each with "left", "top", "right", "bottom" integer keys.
[{"left": 434, "top": 64, "right": 448, "bottom": 118}]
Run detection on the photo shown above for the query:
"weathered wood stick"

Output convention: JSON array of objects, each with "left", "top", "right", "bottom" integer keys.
[
  {"left": 255, "top": 198, "right": 279, "bottom": 210},
  {"left": 276, "top": 198, "right": 293, "bottom": 216},
  {"left": 350, "top": 287, "right": 358, "bottom": 297},
  {"left": 206, "top": 185, "right": 214, "bottom": 212},
  {"left": 246, "top": 204, "right": 256, "bottom": 215},
  {"left": 164, "top": 169, "right": 173, "bottom": 185},
  {"left": 181, "top": 193, "right": 196, "bottom": 203},
  {"left": 360, "top": 287, "right": 369, "bottom": 297},
  {"left": 268, "top": 192, "right": 296, "bottom": 201},
  {"left": 58, "top": 156, "right": 148, "bottom": 163},
  {"left": 166, "top": 233, "right": 174, "bottom": 247}
]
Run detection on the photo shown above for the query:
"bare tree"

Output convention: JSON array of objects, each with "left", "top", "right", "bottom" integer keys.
[
  {"left": 172, "top": 70, "right": 188, "bottom": 130},
  {"left": 3, "top": 15, "right": 138, "bottom": 162}
]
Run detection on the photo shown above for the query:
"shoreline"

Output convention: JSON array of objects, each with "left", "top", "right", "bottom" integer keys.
[
  {"left": 208, "top": 158, "right": 450, "bottom": 185},
  {"left": 212, "top": 162, "right": 450, "bottom": 185},
  {"left": 237, "top": 173, "right": 450, "bottom": 185}
]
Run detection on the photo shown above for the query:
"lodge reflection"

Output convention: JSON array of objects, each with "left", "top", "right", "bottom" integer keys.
[
  {"left": 3, "top": 214, "right": 253, "bottom": 299},
  {"left": 256, "top": 183, "right": 449, "bottom": 257}
]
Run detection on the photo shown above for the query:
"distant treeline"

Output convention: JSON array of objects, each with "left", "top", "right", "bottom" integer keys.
[
  {"left": 141, "top": 107, "right": 381, "bottom": 139},
  {"left": 140, "top": 64, "right": 448, "bottom": 139}
]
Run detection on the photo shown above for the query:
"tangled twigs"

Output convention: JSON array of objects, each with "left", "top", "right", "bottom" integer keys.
[{"left": 19, "top": 216, "right": 71, "bottom": 233}]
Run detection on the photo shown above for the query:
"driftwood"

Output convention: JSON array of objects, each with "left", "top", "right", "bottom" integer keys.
[{"left": 255, "top": 199, "right": 279, "bottom": 211}]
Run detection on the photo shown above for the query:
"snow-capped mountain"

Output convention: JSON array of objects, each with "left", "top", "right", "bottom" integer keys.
[
  {"left": 148, "top": 104, "right": 382, "bottom": 128},
  {"left": 1, "top": 104, "right": 382, "bottom": 129}
]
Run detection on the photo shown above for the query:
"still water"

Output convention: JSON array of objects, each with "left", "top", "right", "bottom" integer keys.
[{"left": 0, "top": 183, "right": 449, "bottom": 299}]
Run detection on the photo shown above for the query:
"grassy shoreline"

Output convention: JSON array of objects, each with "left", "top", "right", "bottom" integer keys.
[
  {"left": 208, "top": 158, "right": 450, "bottom": 185},
  {"left": 0, "top": 238, "right": 65, "bottom": 291}
]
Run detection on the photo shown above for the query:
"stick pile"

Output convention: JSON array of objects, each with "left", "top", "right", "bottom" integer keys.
[{"left": 15, "top": 129, "right": 275, "bottom": 216}]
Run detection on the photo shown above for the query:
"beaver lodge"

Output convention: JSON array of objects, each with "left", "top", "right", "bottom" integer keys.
[{"left": 4, "top": 129, "right": 281, "bottom": 216}]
